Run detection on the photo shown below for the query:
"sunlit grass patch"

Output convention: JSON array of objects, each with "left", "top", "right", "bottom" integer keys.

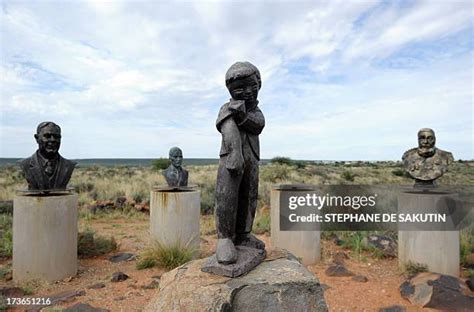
[{"left": 136, "top": 239, "right": 195, "bottom": 271}]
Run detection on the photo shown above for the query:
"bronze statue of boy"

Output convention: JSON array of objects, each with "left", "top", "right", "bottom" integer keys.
[
  {"left": 214, "top": 61, "right": 266, "bottom": 264},
  {"left": 19, "top": 122, "right": 76, "bottom": 190}
]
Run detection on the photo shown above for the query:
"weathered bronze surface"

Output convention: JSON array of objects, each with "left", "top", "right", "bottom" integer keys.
[
  {"left": 402, "top": 128, "right": 454, "bottom": 187},
  {"left": 209, "top": 61, "right": 266, "bottom": 270},
  {"left": 19, "top": 122, "right": 76, "bottom": 191},
  {"left": 163, "top": 146, "right": 188, "bottom": 187}
]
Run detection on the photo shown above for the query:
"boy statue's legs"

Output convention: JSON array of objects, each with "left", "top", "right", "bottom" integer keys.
[
  {"left": 215, "top": 156, "right": 242, "bottom": 264},
  {"left": 234, "top": 153, "right": 265, "bottom": 250}
]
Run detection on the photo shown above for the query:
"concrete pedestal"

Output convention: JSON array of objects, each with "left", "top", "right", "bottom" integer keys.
[
  {"left": 271, "top": 186, "right": 320, "bottom": 265},
  {"left": 150, "top": 189, "right": 200, "bottom": 254},
  {"left": 398, "top": 191, "right": 459, "bottom": 277},
  {"left": 13, "top": 193, "right": 78, "bottom": 282}
]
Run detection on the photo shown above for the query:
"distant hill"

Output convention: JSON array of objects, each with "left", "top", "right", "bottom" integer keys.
[{"left": 0, "top": 158, "right": 222, "bottom": 167}]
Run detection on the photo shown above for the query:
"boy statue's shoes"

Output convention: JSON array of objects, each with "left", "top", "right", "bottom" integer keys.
[
  {"left": 235, "top": 233, "right": 266, "bottom": 250},
  {"left": 216, "top": 238, "right": 238, "bottom": 264}
]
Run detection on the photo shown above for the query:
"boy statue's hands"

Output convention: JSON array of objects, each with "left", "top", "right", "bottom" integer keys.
[
  {"left": 226, "top": 149, "right": 244, "bottom": 176},
  {"left": 229, "top": 99, "right": 247, "bottom": 123}
]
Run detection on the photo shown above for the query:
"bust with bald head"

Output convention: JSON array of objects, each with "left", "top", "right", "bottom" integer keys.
[
  {"left": 19, "top": 122, "right": 76, "bottom": 191},
  {"left": 402, "top": 128, "right": 454, "bottom": 187}
]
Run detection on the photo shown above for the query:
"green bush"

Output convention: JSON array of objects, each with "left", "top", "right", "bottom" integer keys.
[
  {"left": 78, "top": 228, "right": 118, "bottom": 257},
  {"left": 253, "top": 210, "right": 271, "bottom": 234},
  {"left": 73, "top": 181, "right": 95, "bottom": 193},
  {"left": 261, "top": 164, "right": 291, "bottom": 182},
  {"left": 0, "top": 201, "right": 13, "bottom": 214},
  {"left": 0, "top": 265, "right": 10, "bottom": 279},
  {"left": 0, "top": 214, "right": 12, "bottom": 258},
  {"left": 136, "top": 239, "right": 195, "bottom": 270},
  {"left": 403, "top": 261, "right": 428, "bottom": 277},
  {"left": 132, "top": 190, "right": 147, "bottom": 203},
  {"left": 152, "top": 158, "right": 170, "bottom": 171},
  {"left": 200, "top": 183, "right": 215, "bottom": 215},
  {"left": 391, "top": 168, "right": 411, "bottom": 178},
  {"left": 466, "top": 269, "right": 474, "bottom": 278},
  {"left": 391, "top": 169, "right": 405, "bottom": 177},
  {"left": 270, "top": 156, "right": 293, "bottom": 166},
  {"left": 270, "top": 157, "right": 307, "bottom": 169},
  {"left": 341, "top": 232, "right": 365, "bottom": 256},
  {"left": 460, "top": 227, "right": 474, "bottom": 267},
  {"left": 341, "top": 171, "right": 356, "bottom": 182}
]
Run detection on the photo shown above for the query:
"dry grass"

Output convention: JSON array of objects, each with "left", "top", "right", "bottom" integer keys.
[
  {"left": 1, "top": 161, "right": 473, "bottom": 208},
  {"left": 136, "top": 239, "right": 195, "bottom": 270},
  {"left": 1, "top": 161, "right": 472, "bottom": 258}
]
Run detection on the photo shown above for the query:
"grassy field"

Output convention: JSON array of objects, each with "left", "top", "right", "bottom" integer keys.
[
  {"left": 1, "top": 160, "right": 473, "bottom": 209},
  {"left": 0, "top": 160, "right": 473, "bottom": 310},
  {"left": 0, "top": 160, "right": 473, "bottom": 261}
]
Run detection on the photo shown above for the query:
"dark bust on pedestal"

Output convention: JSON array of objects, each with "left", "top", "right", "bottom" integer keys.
[
  {"left": 402, "top": 128, "right": 454, "bottom": 187},
  {"left": 163, "top": 146, "right": 188, "bottom": 187},
  {"left": 19, "top": 122, "right": 76, "bottom": 191}
]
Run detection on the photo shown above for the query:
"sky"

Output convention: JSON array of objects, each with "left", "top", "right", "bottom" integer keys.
[{"left": 1, "top": 0, "right": 473, "bottom": 160}]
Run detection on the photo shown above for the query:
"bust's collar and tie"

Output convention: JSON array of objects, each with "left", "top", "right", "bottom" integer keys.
[{"left": 37, "top": 151, "right": 59, "bottom": 178}]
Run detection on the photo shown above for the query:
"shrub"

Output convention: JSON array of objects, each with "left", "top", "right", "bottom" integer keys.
[
  {"left": 152, "top": 158, "right": 170, "bottom": 171},
  {"left": 0, "top": 296, "right": 5, "bottom": 311},
  {"left": 0, "top": 265, "right": 10, "bottom": 279},
  {"left": 78, "top": 228, "right": 118, "bottom": 257},
  {"left": 0, "top": 214, "right": 12, "bottom": 258},
  {"left": 341, "top": 171, "right": 356, "bottom": 182},
  {"left": 403, "top": 261, "right": 428, "bottom": 277},
  {"left": 270, "top": 156, "right": 293, "bottom": 166},
  {"left": 253, "top": 209, "right": 271, "bottom": 234},
  {"left": 132, "top": 190, "right": 147, "bottom": 203},
  {"left": 341, "top": 232, "right": 365, "bottom": 257},
  {"left": 136, "top": 239, "right": 195, "bottom": 270},
  {"left": 73, "top": 182, "right": 95, "bottom": 193},
  {"left": 200, "top": 215, "right": 216, "bottom": 236},
  {"left": 392, "top": 168, "right": 411, "bottom": 178},
  {"left": 467, "top": 269, "right": 474, "bottom": 278},
  {"left": 460, "top": 227, "right": 474, "bottom": 267},
  {"left": 0, "top": 230, "right": 12, "bottom": 258},
  {"left": 260, "top": 164, "right": 291, "bottom": 182},
  {"left": 0, "top": 201, "right": 13, "bottom": 214},
  {"left": 200, "top": 183, "right": 215, "bottom": 215},
  {"left": 391, "top": 169, "right": 405, "bottom": 177}
]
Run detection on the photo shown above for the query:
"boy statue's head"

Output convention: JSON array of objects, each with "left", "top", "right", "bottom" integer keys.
[{"left": 225, "top": 62, "right": 261, "bottom": 107}]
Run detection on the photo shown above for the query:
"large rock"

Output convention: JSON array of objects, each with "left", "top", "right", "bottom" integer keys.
[
  {"left": 325, "top": 264, "right": 354, "bottom": 277},
  {"left": 400, "top": 272, "right": 474, "bottom": 311},
  {"left": 145, "top": 249, "right": 328, "bottom": 312}
]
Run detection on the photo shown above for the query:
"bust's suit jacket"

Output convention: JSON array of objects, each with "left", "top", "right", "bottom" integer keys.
[
  {"left": 216, "top": 101, "right": 265, "bottom": 161},
  {"left": 163, "top": 166, "right": 188, "bottom": 187},
  {"left": 19, "top": 151, "right": 76, "bottom": 190}
]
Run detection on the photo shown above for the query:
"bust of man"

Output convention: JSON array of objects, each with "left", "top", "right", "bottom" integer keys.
[
  {"left": 402, "top": 128, "right": 454, "bottom": 186},
  {"left": 162, "top": 147, "right": 188, "bottom": 187},
  {"left": 19, "top": 122, "right": 76, "bottom": 190}
]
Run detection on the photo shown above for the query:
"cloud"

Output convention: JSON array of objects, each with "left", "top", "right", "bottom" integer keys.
[
  {"left": 1, "top": 0, "right": 472, "bottom": 159},
  {"left": 343, "top": 1, "right": 473, "bottom": 61}
]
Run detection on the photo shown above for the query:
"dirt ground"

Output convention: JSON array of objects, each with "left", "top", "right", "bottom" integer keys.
[{"left": 0, "top": 216, "right": 465, "bottom": 311}]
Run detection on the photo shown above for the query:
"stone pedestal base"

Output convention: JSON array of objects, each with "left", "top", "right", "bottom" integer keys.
[
  {"left": 271, "top": 186, "right": 320, "bottom": 265},
  {"left": 144, "top": 249, "right": 328, "bottom": 312},
  {"left": 150, "top": 189, "right": 200, "bottom": 253},
  {"left": 398, "top": 191, "right": 459, "bottom": 277},
  {"left": 13, "top": 193, "right": 78, "bottom": 282}
]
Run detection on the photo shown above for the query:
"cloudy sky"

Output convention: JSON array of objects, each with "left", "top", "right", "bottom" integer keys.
[{"left": 1, "top": 0, "right": 472, "bottom": 160}]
